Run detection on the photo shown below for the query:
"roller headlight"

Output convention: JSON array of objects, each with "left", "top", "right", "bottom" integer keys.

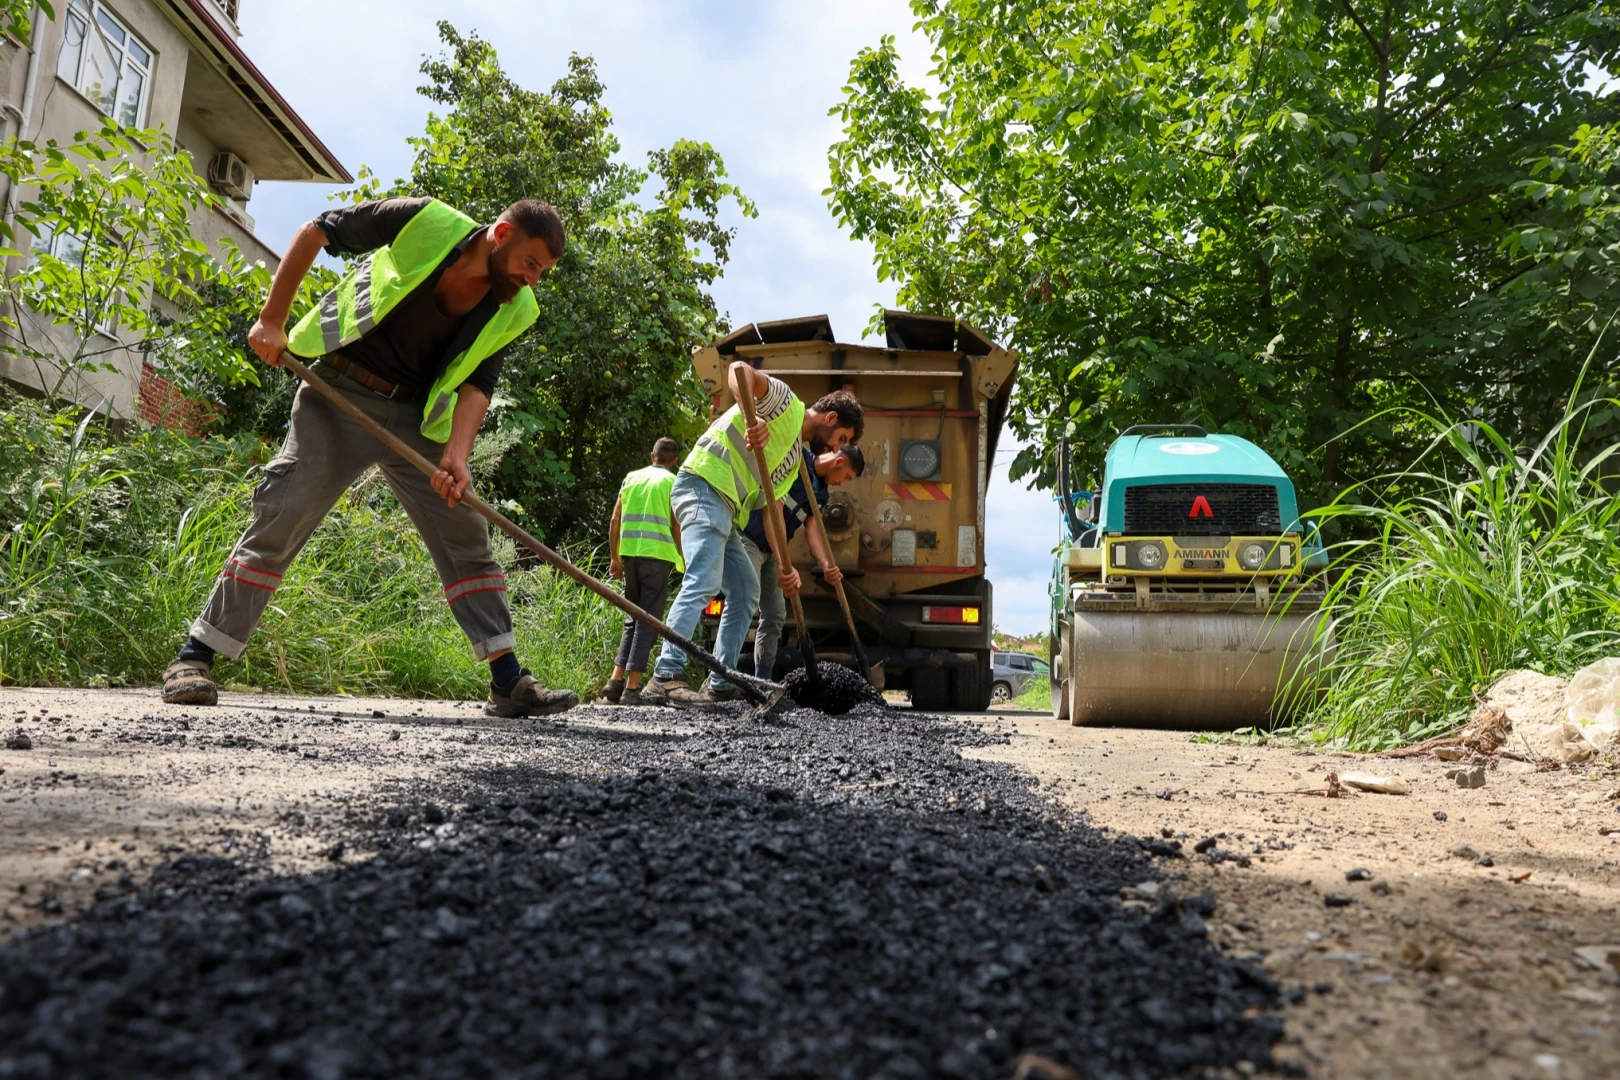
[
  {"left": 1239, "top": 542, "right": 1269, "bottom": 570},
  {"left": 1137, "top": 541, "right": 1167, "bottom": 570}
]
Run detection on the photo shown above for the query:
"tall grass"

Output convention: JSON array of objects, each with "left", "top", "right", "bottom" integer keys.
[
  {"left": 0, "top": 394, "right": 621, "bottom": 698},
  {"left": 1289, "top": 386, "right": 1620, "bottom": 750}
]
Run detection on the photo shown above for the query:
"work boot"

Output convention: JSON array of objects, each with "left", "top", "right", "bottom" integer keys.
[
  {"left": 640, "top": 677, "right": 717, "bottom": 711},
  {"left": 486, "top": 670, "right": 578, "bottom": 718},
  {"left": 702, "top": 682, "right": 742, "bottom": 703},
  {"left": 162, "top": 656, "right": 218, "bottom": 706},
  {"left": 620, "top": 687, "right": 645, "bottom": 707},
  {"left": 600, "top": 677, "right": 625, "bottom": 705}
]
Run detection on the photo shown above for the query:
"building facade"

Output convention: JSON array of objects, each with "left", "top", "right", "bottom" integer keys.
[{"left": 0, "top": 0, "right": 349, "bottom": 418}]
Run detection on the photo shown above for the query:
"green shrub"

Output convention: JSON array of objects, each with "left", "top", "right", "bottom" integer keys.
[
  {"left": 0, "top": 392, "right": 621, "bottom": 698},
  {"left": 1289, "top": 383, "right": 1620, "bottom": 750}
]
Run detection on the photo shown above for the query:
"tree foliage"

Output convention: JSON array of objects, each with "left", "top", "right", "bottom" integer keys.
[
  {"left": 827, "top": 0, "right": 1620, "bottom": 503},
  {"left": 348, "top": 23, "right": 754, "bottom": 545},
  {"left": 0, "top": 118, "right": 267, "bottom": 410},
  {"left": 3, "top": 1, "right": 52, "bottom": 43}
]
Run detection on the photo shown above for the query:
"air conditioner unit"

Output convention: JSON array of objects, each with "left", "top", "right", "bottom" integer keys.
[{"left": 206, "top": 151, "right": 254, "bottom": 202}]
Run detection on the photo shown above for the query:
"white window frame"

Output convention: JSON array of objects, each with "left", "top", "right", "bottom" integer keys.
[{"left": 56, "top": 0, "right": 154, "bottom": 128}]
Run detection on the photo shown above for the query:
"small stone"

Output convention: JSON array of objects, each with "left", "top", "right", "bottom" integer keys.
[
  {"left": 1433, "top": 811, "right": 1448, "bottom": 822},
  {"left": 1370, "top": 881, "right": 1392, "bottom": 896},
  {"left": 1312, "top": 981, "right": 1335, "bottom": 994},
  {"left": 1534, "top": 1054, "right": 1561, "bottom": 1071},
  {"left": 6, "top": 732, "right": 31, "bottom": 750},
  {"left": 1450, "top": 842, "right": 1480, "bottom": 861},
  {"left": 1155, "top": 789, "right": 1174, "bottom": 801},
  {"left": 423, "top": 803, "right": 446, "bottom": 825},
  {"left": 1324, "top": 893, "right": 1354, "bottom": 908},
  {"left": 388, "top": 731, "right": 401, "bottom": 742},
  {"left": 1456, "top": 767, "right": 1486, "bottom": 789},
  {"left": 1345, "top": 868, "right": 1372, "bottom": 882},
  {"left": 1476, "top": 855, "right": 1494, "bottom": 868},
  {"left": 1434, "top": 746, "right": 1468, "bottom": 761},
  {"left": 372, "top": 709, "right": 385, "bottom": 718},
  {"left": 1194, "top": 837, "right": 1218, "bottom": 854},
  {"left": 385, "top": 807, "right": 410, "bottom": 829}
]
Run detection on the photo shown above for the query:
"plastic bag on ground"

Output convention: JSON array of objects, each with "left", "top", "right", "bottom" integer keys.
[{"left": 1565, "top": 658, "right": 1620, "bottom": 752}]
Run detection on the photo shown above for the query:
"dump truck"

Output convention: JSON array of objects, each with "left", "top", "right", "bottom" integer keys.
[
  {"left": 1048, "top": 425, "right": 1328, "bottom": 728},
  {"left": 691, "top": 310, "right": 1018, "bottom": 712}
]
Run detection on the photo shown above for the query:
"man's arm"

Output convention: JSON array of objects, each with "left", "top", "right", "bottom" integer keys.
[
  {"left": 246, "top": 221, "right": 328, "bottom": 367},
  {"left": 671, "top": 516, "right": 682, "bottom": 560},
  {"left": 429, "top": 386, "right": 489, "bottom": 508},
  {"left": 804, "top": 519, "right": 843, "bottom": 586},
  {"left": 608, "top": 496, "right": 624, "bottom": 579},
  {"left": 729, "top": 360, "right": 774, "bottom": 450}
]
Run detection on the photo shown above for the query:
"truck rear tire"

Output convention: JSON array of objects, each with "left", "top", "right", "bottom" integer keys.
[
  {"left": 909, "top": 673, "right": 951, "bottom": 712},
  {"left": 950, "top": 653, "right": 993, "bottom": 712}
]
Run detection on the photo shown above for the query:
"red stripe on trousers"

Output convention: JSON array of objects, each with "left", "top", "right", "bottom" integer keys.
[
  {"left": 444, "top": 573, "right": 505, "bottom": 591},
  {"left": 222, "top": 570, "right": 276, "bottom": 592},
  {"left": 228, "top": 558, "right": 282, "bottom": 580},
  {"left": 447, "top": 585, "right": 508, "bottom": 604}
]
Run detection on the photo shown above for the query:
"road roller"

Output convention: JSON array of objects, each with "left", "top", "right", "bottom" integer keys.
[{"left": 1047, "top": 425, "right": 1328, "bottom": 728}]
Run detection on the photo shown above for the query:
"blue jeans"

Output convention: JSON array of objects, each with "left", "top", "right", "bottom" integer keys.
[{"left": 652, "top": 472, "right": 761, "bottom": 690}]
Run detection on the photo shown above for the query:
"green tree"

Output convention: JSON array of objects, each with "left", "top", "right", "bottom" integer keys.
[
  {"left": 0, "top": 117, "right": 266, "bottom": 410},
  {"left": 4, "top": 2, "right": 52, "bottom": 41},
  {"left": 346, "top": 22, "right": 754, "bottom": 545},
  {"left": 827, "top": 0, "right": 1620, "bottom": 503}
]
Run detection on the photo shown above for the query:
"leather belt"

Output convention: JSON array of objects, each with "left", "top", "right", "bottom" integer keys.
[{"left": 322, "top": 352, "right": 419, "bottom": 400}]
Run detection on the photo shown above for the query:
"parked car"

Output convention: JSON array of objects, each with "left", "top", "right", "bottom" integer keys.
[{"left": 991, "top": 651, "right": 1049, "bottom": 703}]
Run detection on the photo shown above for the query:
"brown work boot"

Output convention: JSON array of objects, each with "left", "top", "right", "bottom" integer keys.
[
  {"left": 599, "top": 677, "right": 625, "bottom": 704},
  {"left": 162, "top": 657, "right": 218, "bottom": 706},
  {"left": 702, "top": 682, "right": 742, "bottom": 703},
  {"left": 486, "top": 670, "right": 578, "bottom": 718},
  {"left": 640, "top": 677, "right": 717, "bottom": 711}
]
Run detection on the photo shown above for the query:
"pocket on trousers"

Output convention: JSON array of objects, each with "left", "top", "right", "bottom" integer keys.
[{"left": 251, "top": 459, "right": 297, "bottom": 514}]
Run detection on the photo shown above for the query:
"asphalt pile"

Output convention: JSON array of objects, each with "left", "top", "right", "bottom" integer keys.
[
  {"left": 779, "top": 660, "right": 885, "bottom": 714},
  {"left": 0, "top": 700, "right": 1284, "bottom": 1080}
]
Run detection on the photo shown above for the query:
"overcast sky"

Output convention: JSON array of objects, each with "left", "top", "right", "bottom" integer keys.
[{"left": 237, "top": 0, "right": 1056, "bottom": 635}]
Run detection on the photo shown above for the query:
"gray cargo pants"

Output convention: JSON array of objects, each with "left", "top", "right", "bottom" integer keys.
[
  {"left": 741, "top": 535, "right": 787, "bottom": 679},
  {"left": 189, "top": 361, "right": 515, "bottom": 661},
  {"left": 612, "top": 555, "right": 674, "bottom": 674}
]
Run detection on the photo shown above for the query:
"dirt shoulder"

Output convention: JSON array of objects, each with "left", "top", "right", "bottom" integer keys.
[{"left": 964, "top": 707, "right": 1620, "bottom": 1080}]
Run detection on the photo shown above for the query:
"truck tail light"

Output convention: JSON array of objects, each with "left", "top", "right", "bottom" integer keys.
[
  {"left": 704, "top": 599, "right": 724, "bottom": 616},
  {"left": 922, "top": 605, "right": 980, "bottom": 625}
]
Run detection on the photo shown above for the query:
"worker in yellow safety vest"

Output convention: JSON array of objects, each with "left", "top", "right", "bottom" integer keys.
[
  {"left": 642, "top": 360, "right": 864, "bottom": 707},
  {"left": 602, "top": 437, "right": 686, "bottom": 706}
]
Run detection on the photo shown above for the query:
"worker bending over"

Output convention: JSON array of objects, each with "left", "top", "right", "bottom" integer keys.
[
  {"left": 743, "top": 445, "right": 863, "bottom": 679},
  {"left": 162, "top": 196, "right": 579, "bottom": 718},
  {"left": 643, "top": 362, "right": 863, "bottom": 707},
  {"left": 602, "top": 437, "right": 685, "bottom": 706}
]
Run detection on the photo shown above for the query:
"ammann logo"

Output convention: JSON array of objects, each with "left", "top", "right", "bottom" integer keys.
[{"left": 1177, "top": 547, "right": 1229, "bottom": 561}]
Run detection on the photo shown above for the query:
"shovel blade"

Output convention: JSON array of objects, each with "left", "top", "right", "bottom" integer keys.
[{"left": 867, "top": 663, "right": 885, "bottom": 691}]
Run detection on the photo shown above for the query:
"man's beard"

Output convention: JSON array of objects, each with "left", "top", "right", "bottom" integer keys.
[
  {"left": 807, "top": 422, "right": 837, "bottom": 454},
  {"left": 488, "top": 250, "right": 525, "bottom": 303}
]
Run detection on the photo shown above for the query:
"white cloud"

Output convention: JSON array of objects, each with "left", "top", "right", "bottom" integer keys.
[{"left": 235, "top": 0, "right": 1054, "bottom": 631}]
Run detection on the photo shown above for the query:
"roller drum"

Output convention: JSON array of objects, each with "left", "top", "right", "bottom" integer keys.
[{"left": 1066, "top": 608, "right": 1324, "bottom": 729}]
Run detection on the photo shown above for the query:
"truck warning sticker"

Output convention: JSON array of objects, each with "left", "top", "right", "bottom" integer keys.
[{"left": 891, "top": 528, "right": 917, "bottom": 566}]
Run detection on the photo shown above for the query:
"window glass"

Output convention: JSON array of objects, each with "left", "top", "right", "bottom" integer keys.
[
  {"left": 116, "top": 65, "right": 143, "bottom": 126},
  {"left": 59, "top": 4, "right": 150, "bottom": 126},
  {"left": 56, "top": 10, "right": 87, "bottom": 85},
  {"left": 55, "top": 232, "right": 87, "bottom": 269}
]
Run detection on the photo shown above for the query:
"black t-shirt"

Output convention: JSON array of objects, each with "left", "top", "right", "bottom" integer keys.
[{"left": 313, "top": 197, "right": 510, "bottom": 400}]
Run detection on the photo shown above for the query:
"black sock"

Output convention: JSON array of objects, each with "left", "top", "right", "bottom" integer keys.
[
  {"left": 489, "top": 653, "right": 522, "bottom": 691},
  {"left": 178, "top": 637, "right": 215, "bottom": 663}
]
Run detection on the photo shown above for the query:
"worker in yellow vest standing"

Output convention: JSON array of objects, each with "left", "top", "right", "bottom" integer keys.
[
  {"left": 642, "top": 360, "right": 864, "bottom": 707},
  {"left": 602, "top": 437, "right": 686, "bottom": 706},
  {"left": 160, "top": 196, "right": 579, "bottom": 719}
]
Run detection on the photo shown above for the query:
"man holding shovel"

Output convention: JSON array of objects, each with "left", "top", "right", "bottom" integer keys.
[
  {"left": 742, "top": 444, "right": 863, "bottom": 680},
  {"left": 642, "top": 363, "right": 863, "bottom": 707},
  {"left": 161, "top": 195, "right": 579, "bottom": 718}
]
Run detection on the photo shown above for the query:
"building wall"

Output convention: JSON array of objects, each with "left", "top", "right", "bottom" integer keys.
[{"left": 0, "top": 2, "right": 282, "bottom": 418}]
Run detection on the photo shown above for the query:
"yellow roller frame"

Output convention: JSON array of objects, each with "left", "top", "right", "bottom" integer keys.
[{"left": 1102, "top": 536, "right": 1303, "bottom": 578}]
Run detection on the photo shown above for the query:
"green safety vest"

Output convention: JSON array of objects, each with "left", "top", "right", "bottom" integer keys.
[
  {"left": 683, "top": 393, "right": 807, "bottom": 530},
  {"left": 618, "top": 464, "right": 684, "bottom": 571},
  {"left": 286, "top": 198, "right": 540, "bottom": 443}
]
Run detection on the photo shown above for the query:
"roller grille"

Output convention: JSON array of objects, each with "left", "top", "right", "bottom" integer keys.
[{"left": 1123, "top": 483, "right": 1281, "bottom": 536}]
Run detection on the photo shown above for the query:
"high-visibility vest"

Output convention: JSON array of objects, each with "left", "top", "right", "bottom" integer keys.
[
  {"left": 682, "top": 394, "right": 806, "bottom": 530},
  {"left": 285, "top": 198, "right": 540, "bottom": 443},
  {"left": 618, "top": 464, "right": 684, "bottom": 571}
]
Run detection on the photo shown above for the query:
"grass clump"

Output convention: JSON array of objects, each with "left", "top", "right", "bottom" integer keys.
[
  {"left": 1013, "top": 674, "right": 1051, "bottom": 711},
  {"left": 1290, "top": 385, "right": 1620, "bottom": 750},
  {"left": 0, "top": 393, "right": 620, "bottom": 698}
]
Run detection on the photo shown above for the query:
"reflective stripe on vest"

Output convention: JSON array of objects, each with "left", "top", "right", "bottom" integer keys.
[
  {"left": 618, "top": 465, "right": 683, "bottom": 570},
  {"left": 682, "top": 395, "right": 806, "bottom": 529},
  {"left": 286, "top": 199, "right": 541, "bottom": 444}
]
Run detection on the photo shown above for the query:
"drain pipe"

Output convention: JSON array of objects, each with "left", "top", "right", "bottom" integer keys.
[{"left": 3, "top": 4, "right": 48, "bottom": 239}]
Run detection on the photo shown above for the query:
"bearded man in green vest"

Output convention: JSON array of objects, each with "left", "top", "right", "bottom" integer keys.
[
  {"left": 642, "top": 361, "right": 864, "bottom": 707},
  {"left": 161, "top": 196, "right": 579, "bottom": 718}
]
